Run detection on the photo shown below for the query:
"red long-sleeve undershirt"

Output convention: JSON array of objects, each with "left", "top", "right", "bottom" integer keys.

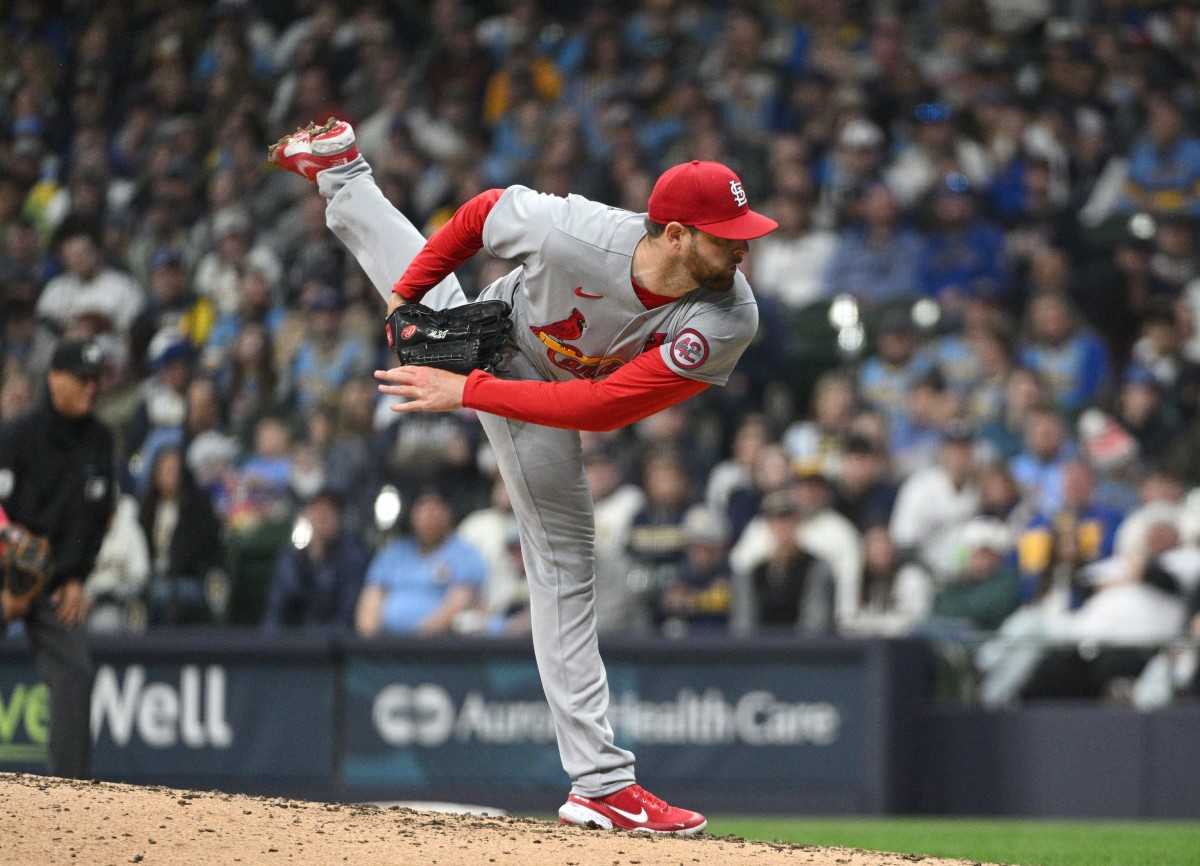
[
  {"left": 395, "top": 188, "right": 710, "bottom": 430},
  {"left": 392, "top": 189, "right": 504, "bottom": 301},
  {"left": 463, "top": 350, "right": 709, "bottom": 432}
]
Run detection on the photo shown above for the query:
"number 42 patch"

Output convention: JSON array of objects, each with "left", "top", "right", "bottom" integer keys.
[{"left": 670, "top": 329, "right": 709, "bottom": 369}]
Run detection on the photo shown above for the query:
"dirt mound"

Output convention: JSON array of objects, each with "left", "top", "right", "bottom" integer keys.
[{"left": 1, "top": 772, "right": 1002, "bottom": 866}]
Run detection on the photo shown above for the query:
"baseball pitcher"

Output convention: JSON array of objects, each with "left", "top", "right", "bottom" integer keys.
[{"left": 270, "top": 118, "right": 777, "bottom": 834}]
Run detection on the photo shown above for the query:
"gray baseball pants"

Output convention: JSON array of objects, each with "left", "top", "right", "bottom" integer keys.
[{"left": 318, "top": 161, "right": 636, "bottom": 797}]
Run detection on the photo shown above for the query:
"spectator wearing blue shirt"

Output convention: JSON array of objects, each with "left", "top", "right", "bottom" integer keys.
[
  {"left": 1018, "top": 290, "right": 1113, "bottom": 414},
  {"left": 1008, "top": 404, "right": 1078, "bottom": 516},
  {"left": 286, "top": 285, "right": 375, "bottom": 413},
  {"left": 354, "top": 489, "right": 486, "bottom": 637},
  {"left": 932, "top": 304, "right": 1017, "bottom": 427},
  {"left": 237, "top": 414, "right": 293, "bottom": 494},
  {"left": 824, "top": 182, "right": 925, "bottom": 309},
  {"left": 979, "top": 367, "right": 1050, "bottom": 462},
  {"left": 1015, "top": 460, "right": 1124, "bottom": 605},
  {"left": 205, "top": 264, "right": 286, "bottom": 364},
  {"left": 888, "top": 369, "right": 953, "bottom": 478},
  {"left": 261, "top": 489, "right": 368, "bottom": 631},
  {"left": 856, "top": 307, "right": 934, "bottom": 424},
  {"left": 917, "top": 173, "right": 1009, "bottom": 320},
  {"left": 1119, "top": 90, "right": 1200, "bottom": 218}
]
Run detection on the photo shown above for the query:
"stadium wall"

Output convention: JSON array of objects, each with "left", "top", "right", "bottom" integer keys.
[{"left": 0, "top": 634, "right": 1196, "bottom": 818}]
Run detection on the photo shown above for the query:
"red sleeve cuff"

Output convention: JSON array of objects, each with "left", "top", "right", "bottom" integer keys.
[{"left": 461, "top": 352, "right": 708, "bottom": 432}]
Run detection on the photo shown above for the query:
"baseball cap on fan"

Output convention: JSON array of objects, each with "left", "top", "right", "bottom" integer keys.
[
  {"left": 51, "top": 338, "right": 105, "bottom": 378},
  {"left": 648, "top": 160, "right": 778, "bottom": 240}
]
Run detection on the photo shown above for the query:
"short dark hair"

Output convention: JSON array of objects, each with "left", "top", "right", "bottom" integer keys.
[
  {"left": 643, "top": 217, "right": 697, "bottom": 238},
  {"left": 644, "top": 217, "right": 666, "bottom": 237},
  {"left": 51, "top": 213, "right": 102, "bottom": 251}
]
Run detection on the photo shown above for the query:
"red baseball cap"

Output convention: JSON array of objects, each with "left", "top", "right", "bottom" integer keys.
[{"left": 648, "top": 160, "right": 778, "bottom": 240}]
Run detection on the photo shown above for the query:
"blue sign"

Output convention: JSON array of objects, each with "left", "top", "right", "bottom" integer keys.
[
  {"left": 342, "top": 655, "right": 865, "bottom": 789},
  {"left": 344, "top": 658, "right": 563, "bottom": 787},
  {"left": 2, "top": 636, "right": 922, "bottom": 812},
  {"left": 90, "top": 661, "right": 336, "bottom": 781}
]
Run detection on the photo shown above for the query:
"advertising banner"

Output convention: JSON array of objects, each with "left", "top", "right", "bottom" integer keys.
[
  {"left": 90, "top": 661, "right": 336, "bottom": 782},
  {"left": 0, "top": 661, "right": 48, "bottom": 770},
  {"left": 0, "top": 646, "right": 337, "bottom": 784},
  {"left": 342, "top": 650, "right": 866, "bottom": 794},
  {"left": 3, "top": 636, "right": 920, "bottom": 811}
]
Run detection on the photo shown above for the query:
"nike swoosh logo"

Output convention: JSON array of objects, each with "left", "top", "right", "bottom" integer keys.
[
  {"left": 574, "top": 286, "right": 604, "bottom": 299},
  {"left": 608, "top": 805, "right": 648, "bottom": 823}
]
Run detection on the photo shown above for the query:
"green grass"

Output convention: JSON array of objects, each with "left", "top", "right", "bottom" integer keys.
[{"left": 702, "top": 816, "right": 1200, "bottom": 866}]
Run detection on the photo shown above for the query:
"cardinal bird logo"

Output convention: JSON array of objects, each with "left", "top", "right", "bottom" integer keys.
[
  {"left": 529, "top": 309, "right": 626, "bottom": 379},
  {"left": 530, "top": 308, "right": 587, "bottom": 341}
]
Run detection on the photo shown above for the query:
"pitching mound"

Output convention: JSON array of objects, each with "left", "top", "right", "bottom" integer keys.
[{"left": 2, "top": 772, "right": 1002, "bottom": 866}]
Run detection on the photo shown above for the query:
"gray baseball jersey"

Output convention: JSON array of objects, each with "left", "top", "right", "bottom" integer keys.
[
  {"left": 320, "top": 158, "right": 759, "bottom": 799},
  {"left": 476, "top": 185, "right": 758, "bottom": 386}
]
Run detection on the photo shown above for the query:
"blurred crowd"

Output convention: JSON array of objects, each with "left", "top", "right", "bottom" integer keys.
[{"left": 4, "top": 0, "right": 1200, "bottom": 706}]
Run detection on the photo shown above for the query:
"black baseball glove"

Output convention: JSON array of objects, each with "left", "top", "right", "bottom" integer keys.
[
  {"left": 1, "top": 524, "right": 51, "bottom": 604},
  {"left": 385, "top": 300, "right": 513, "bottom": 376}
]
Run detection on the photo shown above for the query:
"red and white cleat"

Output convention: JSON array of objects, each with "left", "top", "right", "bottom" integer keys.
[
  {"left": 267, "top": 117, "right": 358, "bottom": 183},
  {"left": 559, "top": 784, "right": 707, "bottom": 835}
]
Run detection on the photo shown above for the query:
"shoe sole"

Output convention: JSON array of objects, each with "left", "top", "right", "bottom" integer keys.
[
  {"left": 558, "top": 801, "right": 706, "bottom": 836},
  {"left": 311, "top": 118, "right": 355, "bottom": 155},
  {"left": 268, "top": 117, "right": 355, "bottom": 163}
]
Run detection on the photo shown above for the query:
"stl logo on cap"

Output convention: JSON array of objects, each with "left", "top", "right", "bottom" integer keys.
[
  {"left": 729, "top": 180, "right": 747, "bottom": 207},
  {"left": 648, "top": 160, "right": 777, "bottom": 241}
]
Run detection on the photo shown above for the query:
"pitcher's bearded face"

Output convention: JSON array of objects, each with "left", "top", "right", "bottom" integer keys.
[{"left": 685, "top": 231, "right": 749, "bottom": 293}]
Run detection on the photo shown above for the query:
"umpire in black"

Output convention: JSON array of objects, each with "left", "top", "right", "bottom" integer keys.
[{"left": 0, "top": 337, "right": 116, "bottom": 778}]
